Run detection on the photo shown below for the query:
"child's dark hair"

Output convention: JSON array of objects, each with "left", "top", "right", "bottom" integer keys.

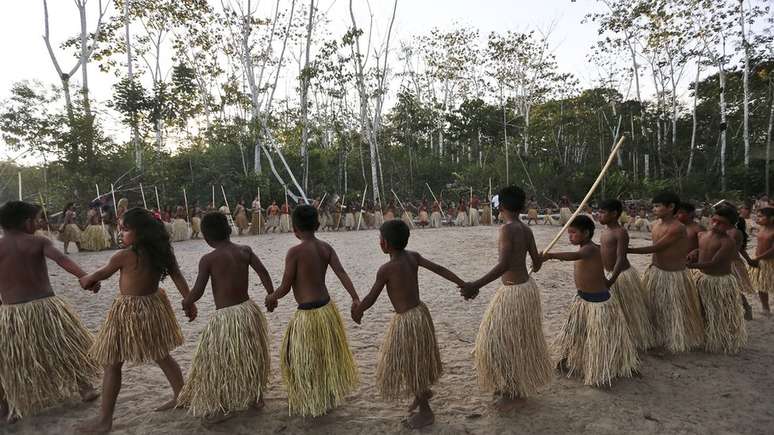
[
  {"left": 599, "top": 199, "right": 622, "bottom": 216},
  {"left": 676, "top": 202, "right": 696, "bottom": 214},
  {"left": 758, "top": 207, "right": 774, "bottom": 220},
  {"left": 292, "top": 204, "right": 319, "bottom": 232},
  {"left": 201, "top": 211, "right": 231, "bottom": 241},
  {"left": 569, "top": 214, "right": 595, "bottom": 239},
  {"left": 121, "top": 207, "right": 179, "bottom": 280},
  {"left": 62, "top": 202, "right": 74, "bottom": 215},
  {"left": 0, "top": 201, "right": 41, "bottom": 230},
  {"left": 714, "top": 206, "right": 738, "bottom": 225},
  {"left": 380, "top": 220, "right": 410, "bottom": 250},
  {"left": 652, "top": 191, "right": 680, "bottom": 214},
  {"left": 499, "top": 186, "right": 526, "bottom": 213}
]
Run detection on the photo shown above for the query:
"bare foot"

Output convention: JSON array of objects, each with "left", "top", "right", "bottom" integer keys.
[
  {"left": 493, "top": 395, "right": 526, "bottom": 413},
  {"left": 154, "top": 397, "right": 178, "bottom": 412},
  {"left": 202, "top": 411, "right": 232, "bottom": 425},
  {"left": 80, "top": 387, "right": 101, "bottom": 403},
  {"left": 402, "top": 410, "right": 434, "bottom": 429},
  {"left": 76, "top": 417, "right": 112, "bottom": 434},
  {"left": 408, "top": 390, "right": 434, "bottom": 412}
]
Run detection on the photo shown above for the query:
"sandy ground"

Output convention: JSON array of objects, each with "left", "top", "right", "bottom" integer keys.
[{"left": 5, "top": 224, "right": 774, "bottom": 435}]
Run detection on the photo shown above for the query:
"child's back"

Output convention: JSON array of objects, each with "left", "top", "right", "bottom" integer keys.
[
  {"left": 499, "top": 219, "right": 535, "bottom": 285},
  {"left": 285, "top": 237, "right": 338, "bottom": 305},
  {"left": 0, "top": 232, "right": 55, "bottom": 304},
  {"left": 201, "top": 243, "right": 253, "bottom": 309},
  {"left": 378, "top": 250, "right": 422, "bottom": 313}
]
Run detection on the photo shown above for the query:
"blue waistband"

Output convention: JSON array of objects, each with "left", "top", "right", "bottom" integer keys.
[{"left": 577, "top": 290, "right": 611, "bottom": 303}]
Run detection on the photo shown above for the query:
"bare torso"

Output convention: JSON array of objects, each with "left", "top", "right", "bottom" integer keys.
[
  {"left": 500, "top": 220, "right": 535, "bottom": 285},
  {"left": 651, "top": 219, "right": 690, "bottom": 271},
  {"left": 288, "top": 238, "right": 333, "bottom": 304},
  {"left": 696, "top": 231, "right": 734, "bottom": 275},
  {"left": 685, "top": 222, "right": 704, "bottom": 252},
  {"left": 114, "top": 249, "right": 165, "bottom": 297},
  {"left": 574, "top": 243, "right": 608, "bottom": 293},
  {"left": 600, "top": 226, "right": 631, "bottom": 273},
  {"left": 756, "top": 228, "right": 774, "bottom": 259},
  {"left": 381, "top": 251, "right": 422, "bottom": 314},
  {"left": 0, "top": 233, "right": 54, "bottom": 304},
  {"left": 202, "top": 243, "right": 252, "bottom": 309}
]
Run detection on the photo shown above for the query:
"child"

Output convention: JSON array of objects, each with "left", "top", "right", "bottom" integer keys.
[
  {"left": 78, "top": 208, "right": 196, "bottom": 433},
  {"left": 628, "top": 191, "right": 704, "bottom": 353},
  {"left": 81, "top": 204, "right": 111, "bottom": 252},
  {"left": 171, "top": 205, "right": 190, "bottom": 242},
  {"left": 234, "top": 199, "right": 249, "bottom": 236},
  {"left": 59, "top": 202, "right": 82, "bottom": 254},
  {"left": 676, "top": 202, "right": 704, "bottom": 253},
  {"left": 460, "top": 186, "right": 553, "bottom": 412},
  {"left": 749, "top": 207, "right": 774, "bottom": 315},
  {"left": 0, "top": 201, "right": 99, "bottom": 422},
  {"left": 177, "top": 212, "right": 275, "bottom": 421},
  {"left": 265, "top": 205, "right": 359, "bottom": 417},
  {"left": 191, "top": 205, "right": 202, "bottom": 239},
  {"left": 544, "top": 215, "right": 639, "bottom": 386},
  {"left": 279, "top": 201, "right": 292, "bottom": 233},
  {"left": 353, "top": 220, "right": 464, "bottom": 429},
  {"left": 687, "top": 207, "right": 747, "bottom": 354},
  {"left": 726, "top": 206, "right": 756, "bottom": 320},
  {"left": 597, "top": 199, "right": 655, "bottom": 350}
]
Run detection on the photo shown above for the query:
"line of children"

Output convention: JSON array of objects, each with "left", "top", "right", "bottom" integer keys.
[{"left": 0, "top": 189, "right": 765, "bottom": 431}]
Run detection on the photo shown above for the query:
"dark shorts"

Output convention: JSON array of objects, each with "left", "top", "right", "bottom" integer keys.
[
  {"left": 577, "top": 290, "right": 611, "bottom": 303},
  {"left": 298, "top": 297, "right": 331, "bottom": 310}
]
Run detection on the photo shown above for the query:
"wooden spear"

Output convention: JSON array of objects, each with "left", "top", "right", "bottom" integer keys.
[
  {"left": 356, "top": 185, "right": 368, "bottom": 231},
  {"left": 140, "top": 183, "right": 148, "bottom": 209},
  {"left": 391, "top": 189, "right": 414, "bottom": 229},
  {"left": 425, "top": 182, "right": 446, "bottom": 219}
]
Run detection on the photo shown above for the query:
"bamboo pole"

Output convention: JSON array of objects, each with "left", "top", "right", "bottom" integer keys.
[
  {"left": 316, "top": 192, "right": 327, "bottom": 210},
  {"left": 140, "top": 183, "right": 148, "bottom": 209},
  {"left": 335, "top": 192, "right": 346, "bottom": 230},
  {"left": 110, "top": 184, "right": 118, "bottom": 216},
  {"left": 154, "top": 186, "right": 161, "bottom": 212},
  {"left": 38, "top": 192, "right": 51, "bottom": 233},
  {"left": 96, "top": 184, "right": 108, "bottom": 241},
  {"left": 425, "top": 182, "right": 446, "bottom": 219},
  {"left": 18, "top": 172, "right": 22, "bottom": 200},
  {"left": 469, "top": 186, "right": 473, "bottom": 226},
  {"left": 183, "top": 188, "right": 191, "bottom": 230},
  {"left": 391, "top": 189, "right": 414, "bottom": 229},
  {"left": 534, "top": 136, "right": 627, "bottom": 273},
  {"left": 220, "top": 185, "right": 230, "bottom": 212},
  {"left": 212, "top": 185, "right": 216, "bottom": 209},
  {"left": 356, "top": 185, "right": 368, "bottom": 231}
]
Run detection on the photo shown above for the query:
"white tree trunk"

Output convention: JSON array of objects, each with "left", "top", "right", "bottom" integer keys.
[
  {"left": 299, "top": 0, "right": 315, "bottom": 191},
  {"left": 766, "top": 77, "right": 773, "bottom": 195},
  {"left": 688, "top": 61, "right": 700, "bottom": 175},
  {"left": 740, "top": 0, "right": 751, "bottom": 167},
  {"left": 719, "top": 62, "right": 728, "bottom": 191}
]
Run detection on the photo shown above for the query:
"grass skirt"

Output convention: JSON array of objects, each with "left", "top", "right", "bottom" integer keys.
[
  {"left": 418, "top": 211, "right": 430, "bottom": 225},
  {"left": 374, "top": 211, "right": 385, "bottom": 227},
  {"left": 280, "top": 301, "right": 358, "bottom": 417},
  {"left": 481, "top": 206, "right": 492, "bottom": 225},
  {"left": 279, "top": 214, "right": 291, "bottom": 233},
  {"left": 267, "top": 215, "right": 280, "bottom": 229},
  {"left": 250, "top": 213, "right": 263, "bottom": 235},
  {"left": 749, "top": 258, "right": 774, "bottom": 294},
  {"left": 430, "top": 211, "right": 442, "bottom": 228},
  {"left": 58, "top": 223, "right": 82, "bottom": 243},
  {"left": 172, "top": 219, "right": 189, "bottom": 241},
  {"left": 80, "top": 225, "right": 111, "bottom": 251},
  {"left": 695, "top": 273, "right": 748, "bottom": 354},
  {"left": 164, "top": 221, "right": 174, "bottom": 236},
  {"left": 469, "top": 208, "right": 480, "bottom": 226},
  {"left": 344, "top": 213, "right": 355, "bottom": 228},
  {"left": 177, "top": 300, "right": 270, "bottom": 416},
  {"left": 553, "top": 295, "right": 639, "bottom": 386},
  {"left": 474, "top": 278, "right": 553, "bottom": 397},
  {"left": 191, "top": 216, "right": 201, "bottom": 234},
  {"left": 731, "top": 258, "right": 755, "bottom": 294},
  {"left": 642, "top": 265, "right": 704, "bottom": 353},
  {"left": 559, "top": 207, "right": 572, "bottom": 225},
  {"left": 235, "top": 213, "right": 249, "bottom": 230},
  {"left": 609, "top": 267, "right": 656, "bottom": 350},
  {"left": 455, "top": 211, "right": 467, "bottom": 226},
  {"left": 90, "top": 289, "right": 183, "bottom": 365},
  {"left": 527, "top": 208, "right": 539, "bottom": 220},
  {"left": 0, "top": 296, "right": 98, "bottom": 419},
  {"left": 376, "top": 303, "right": 442, "bottom": 401}
]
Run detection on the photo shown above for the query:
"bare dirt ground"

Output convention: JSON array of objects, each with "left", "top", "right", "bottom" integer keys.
[{"left": 5, "top": 224, "right": 774, "bottom": 434}]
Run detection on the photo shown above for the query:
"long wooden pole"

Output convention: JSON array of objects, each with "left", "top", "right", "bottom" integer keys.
[
  {"left": 336, "top": 192, "right": 346, "bottom": 230},
  {"left": 154, "top": 186, "right": 161, "bottom": 212},
  {"left": 316, "top": 192, "right": 327, "bottom": 210},
  {"left": 425, "top": 183, "right": 446, "bottom": 219},
  {"left": 469, "top": 186, "right": 473, "bottom": 225},
  {"left": 356, "top": 185, "right": 368, "bottom": 231},
  {"left": 212, "top": 185, "right": 216, "bottom": 209},
  {"left": 110, "top": 183, "right": 118, "bottom": 216},
  {"left": 221, "top": 185, "right": 230, "bottom": 212},
  {"left": 38, "top": 192, "right": 51, "bottom": 233},
  {"left": 536, "top": 136, "right": 627, "bottom": 271},
  {"left": 96, "top": 184, "right": 108, "bottom": 239},
  {"left": 391, "top": 189, "right": 414, "bottom": 228},
  {"left": 183, "top": 188, "right": 191, "bottom": 229},
  {"left": 140, "top": 183, "right": 148, "bottom": 209},
  {"left": 18, "top": 172, "right": 22, "bottom": 200}
]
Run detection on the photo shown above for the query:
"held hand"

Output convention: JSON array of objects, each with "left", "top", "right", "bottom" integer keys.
[
  {"left": 265, "top": 293, "right": 278, "bottom": 312},
  {"left": 604, "top": 278, "right": 613, "bottom": 289},
  {"left": 184, "top": 303, "right": 197, "bottom": 322},
  {"left": 686, "top": 250, "right": 699, "bottom": 264},
  {"left": 351, "top": 304, "right": 362, "bottom": 325},
  {"left": 88, "top": 281, "right": 101, "bottom": 294},
  {"left": 532, "top": 257, "right": 543, "bottom": 273},
  {"left": 459, "top": 282, "right": 479, "bottom": 300},
  {"left": 79, "top": 275, "right": 93, "bottom": 291}
]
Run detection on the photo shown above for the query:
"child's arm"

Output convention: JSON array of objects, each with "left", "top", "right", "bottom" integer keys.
[
  {"left": 248, "top": 248, "right": 275, "bottom": 295},
  {"left": 415, "top": 252, "right": 464, "bottom": 286},
  {"left": 688, "top": 239, "right": 735, "bottom": 269},
  {"left": 544, "top": 250, "right": 586, "bottom": 262},
  {"left": 43, "top": 239, "right": 99, "bottom": 292},
  {"left": 608, "top": 230, "right": 630, "bottom": 284},
  {"left": 628, "top": 226, "right": 682, "bottom": 254},
  {"left": 464, "top": 225, "right": 514, "bottom": 293},
  {"left": 754, "top": 236, "right": 774, "bottom": 260},
  {"left": 183, "top": 257, "right": 210, "bottom": 308},
  {"left": 266, "top": 250, "right": 296, "bottom": 312},
  {"left": 169, "top": 266, "right": 196, "bottom": 321},
  {"left": 527, "top": 230, "right": 542, "bottom": 272},
  {"left": 328, "top": 246, "right": 360, "bottom": 303},
  {"left": 353, "top": 266, "right": 388, "bottom": 324},
  {"left": 79, "top": 250, "right": 127, "bottom": 290}
]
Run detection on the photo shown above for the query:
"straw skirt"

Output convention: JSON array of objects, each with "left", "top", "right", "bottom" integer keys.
[
  {"left": 609, "top": 267, "right": 656, "bottom": 350},
  {"left": 191, "top": 216, "right": 201, "bottom": 234},
  {"left": 90, "top": 289, "right": 184, "bottom": 365},
  {"left": 553, "top": 294, "right": 639, "bottom": 386},
  {"left": 235, "top": 213, "right": 249, "bottom": 231},
  {"left": 455, "top": 211, "right": 467, "bottom": 226},
  {"left": 469, "top": 208, "right": 480, "bottom": 226},
  {"left": 177, "top": 300, "right": 270, "bottom": 416},
  {"left": 559, "top": 207, "right": 572, "bottom": 225},
  {"left": 172, "top": 219, "right": 189, "bottom": 241},
  {"left": 474, "top": 278, "right": 553, "bottom": 398},
  {"left": 0, "top": 296, "right": 98, "bottom": 419},
  {"left": 250, "top": 212, "right": 263, "bottom": 235},
  {"left": 80, "top": 225, "right": 111, "bottom": 251},
  {"left": 642, "top": 265, "right": 705, "bottom": 353},
  {"left": 695, "top": 273, "right": 747, "bottom": 354},
  {"left": 279, "top": 214, "right": 291, "bottom": 233},
  {"left": 430, "top": 211, "right": 442, "bottom": 228},
  {"left": 376, "top": 303, "right": 442, "bottom": 401},
  {"left": 58, "top": 223, "right": 82, "bottom": 243},
  {"left": 280, "top": 301, "right": 358, "bottom": 417},
  {"left": 749, "top": 258, "right": 774, "bottom": 294},
  {"left": 731, "top": 258, "right": 755, "bottom": 294}
]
